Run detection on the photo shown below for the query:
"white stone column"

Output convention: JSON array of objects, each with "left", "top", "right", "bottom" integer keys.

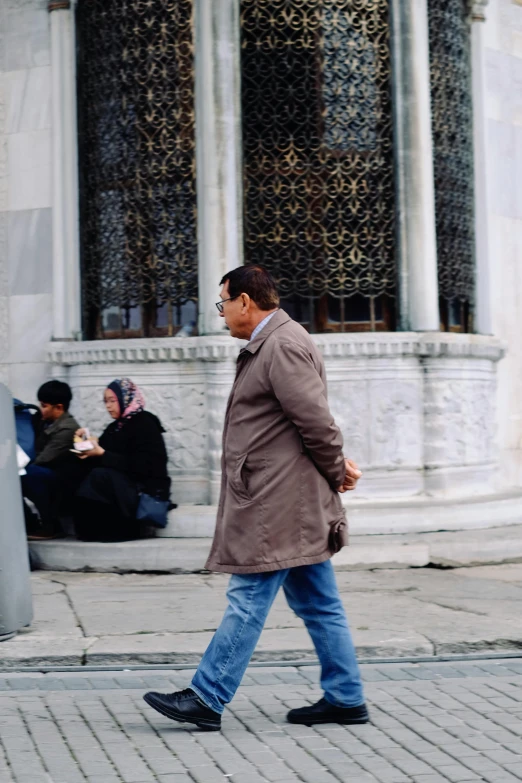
[
  {"left": 390, "top": 0, "right": 440, "bottom": 332},
  {"left": 194, "top": 0, "right": 244, "bottom": 336},
  {"left": 470, "top": 0, "right": 492, "bottom": 334},
  {"left": 48, "top": 0, "right": 81, "bottom": 341}
]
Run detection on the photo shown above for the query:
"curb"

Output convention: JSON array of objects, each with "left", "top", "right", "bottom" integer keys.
[{"left": 2, "top": 637, "right": 522, "bottom": 670}]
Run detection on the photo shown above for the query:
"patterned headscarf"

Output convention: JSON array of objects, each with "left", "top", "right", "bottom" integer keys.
[{"left": 107, "top": 378, "right": 145, "bottom": 429}]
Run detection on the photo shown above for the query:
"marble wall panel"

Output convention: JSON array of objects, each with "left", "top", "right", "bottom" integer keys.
[
  {"left": 0, "top": 296, "right": 8, "bottom": 362},
  {"left": 423, "top": 360, "right": 497, "bottom": 470},
  {"left": 486, "top": 119, "right": 519, "bottom": 219},
  {"left": 485, "top": 48, "right": 509, "bottom": 123},
  {"left": 8, "top": 292, "right": 52, "bottom": 364},
  {"left": 327, "top": 379, "right": 370, "bottom": 467},
  {"left": 368, "top": 379, "right": 423, "bottom": 469},
  {"left": 4, "top": 66, "right": 51, "bottom": 134},
  {"left": 1, "top": 2, "right": 50, "bottom": 72},
  {"left": 492, "top": 214, "right": 522, "bottom": 487},
  {"left": 7, "top": 129, "right": 51, "bottom": 211},
  {"left": 0, "top": 62, "right": 7, "bottom": 353},
  {"left": 145, "top": 382, "right": 208, "bottom": 475},
  {"left": 8, "top": 361, "right": 48, "bottom": 402},
  {"left": 0, "top": 212, "right": 8, "bottom": 297},
  {"left": 8, "top": 208, "right": 52, "bottom": 294},
  {"left": 485, "top": 2, "right": 522, "bottom": 492},
  {"left": 0, "top": 130, "right": 7, "bottom": 213},
  {"left": 0, "top": 71, "right": 6, "bottom": 136},
  {"left": 484, "top": 0, "right": 522, "bottom": 56}
]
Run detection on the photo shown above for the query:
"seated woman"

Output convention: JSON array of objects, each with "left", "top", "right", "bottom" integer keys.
[{"left": 74, "top": 378, "right": 171, "bottom": 542}]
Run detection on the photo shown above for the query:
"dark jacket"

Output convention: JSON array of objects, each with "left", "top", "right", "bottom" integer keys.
[
  {"left": 98, "top": 411, "right": 170, "bottom": 499},
  {"left": 34, "top": 411, "right": 80, "bottom": 469},
  {"left": 205, "top": 309, "right": 347, "bottom": 575}
]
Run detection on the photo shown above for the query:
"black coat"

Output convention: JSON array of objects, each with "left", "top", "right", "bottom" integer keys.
[{"left": 98, "top": 411, "right": 170, "bottom": 499}]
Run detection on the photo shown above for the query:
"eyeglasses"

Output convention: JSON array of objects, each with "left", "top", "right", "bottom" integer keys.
[{"left": 215, "top": 296, "right": 238, "bottom": 313}]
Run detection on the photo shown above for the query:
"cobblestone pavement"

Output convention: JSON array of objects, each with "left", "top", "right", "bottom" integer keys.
[{"left": 1, "top": 660, "right": 522, "bottom": 783}]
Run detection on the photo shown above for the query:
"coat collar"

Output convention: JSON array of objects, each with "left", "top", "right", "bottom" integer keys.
[
  {"left": 43, "top": 411, "right": 76, "bottom": 436},
  {"left": 240, "top": 309, "right": 291, "bottom": 355}
]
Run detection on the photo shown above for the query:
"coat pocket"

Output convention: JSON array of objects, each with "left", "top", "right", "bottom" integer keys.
[
  {"left": 328, "top": 513, "right": 349, "bottom": 553},
  {"left": 229, "top": 453, "right": 253, "bottom": 504}
]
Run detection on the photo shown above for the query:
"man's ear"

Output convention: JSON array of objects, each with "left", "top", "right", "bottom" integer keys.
[
  {"left": 240, "top": 293, "right": 250, "bottom": 311},
  {"left": 55, "top": 403, "right": 65, "bottom": 414}
]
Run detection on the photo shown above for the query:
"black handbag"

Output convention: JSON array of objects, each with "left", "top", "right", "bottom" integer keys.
[{"left": 136, "top": 492, "right": 170, "bottom": 528}]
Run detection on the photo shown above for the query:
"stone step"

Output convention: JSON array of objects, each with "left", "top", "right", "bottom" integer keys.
[
  {"left": 29, "top": 524, "right": 522, "bottom": 573},
  {"left": 160, "top": 490, "right": 522, "bottom": 538}
]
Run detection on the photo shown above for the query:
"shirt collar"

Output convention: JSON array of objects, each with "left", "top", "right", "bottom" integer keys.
[{"left": 249, "top": 310, "right": 278, "bottom": 342}]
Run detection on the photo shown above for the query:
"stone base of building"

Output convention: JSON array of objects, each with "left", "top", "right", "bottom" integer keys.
[{"left": 49, "top": 330, "right": 506, "bottom": 511}]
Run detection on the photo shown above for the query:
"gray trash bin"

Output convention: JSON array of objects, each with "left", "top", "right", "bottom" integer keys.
[{"left": 0, "top": 383, "right": 33, "bottom": 641}]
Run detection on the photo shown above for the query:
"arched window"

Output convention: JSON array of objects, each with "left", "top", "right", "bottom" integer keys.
[
  {"left": 240, "top": 0, "right": 397, "bottom": 332},
  {"left": 76, "top": 0, "right": 197, "bottom": 339},
  {"left": 428, "top": 0, "right": 475, "bottom": 332}
]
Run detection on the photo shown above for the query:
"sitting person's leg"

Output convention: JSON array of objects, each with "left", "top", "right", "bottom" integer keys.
[
  {"left": 75, "top": 467, "right": 140, "bottom": 542},
  {"left": 74, "top": 498, "right": 127, "bottom": 542},
  {"left": 74, "top": 499, "right": 141, "bottom": 542},
  {"left": 53, "top": 460, "right": 90, "bottom": 536},
  {"left": 21, "top": 464, "right": 62, "bottom": 538}
]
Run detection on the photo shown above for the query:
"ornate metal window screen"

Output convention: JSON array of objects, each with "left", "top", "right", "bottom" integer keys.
[
  {"left": 428, "top": 0, "right": 475, "bottom": 332},
  {"left": 76, "top": 0, "right": 198, "bottom": 339},
  {"left": 240, "top": 0, "right": 397, "bottom": 332}
]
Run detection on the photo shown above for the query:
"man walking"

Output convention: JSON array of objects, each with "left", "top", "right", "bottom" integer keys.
[{"left": 144, "top": 265, "right": 368, "bottom": 731}]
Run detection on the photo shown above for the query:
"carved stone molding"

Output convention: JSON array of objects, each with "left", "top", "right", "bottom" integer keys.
[
  {"left": 48, "top": 332, "right": 506, "bottom": 367},
  {"left": 48, "top": 336, "right": 246, "bottom": 366},
  {"left": 417, "top": 334, "right": 505, "bottom": 362}
]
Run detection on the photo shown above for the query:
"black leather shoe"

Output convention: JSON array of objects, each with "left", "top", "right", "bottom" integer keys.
[
  {"left": 287, "top": 698, "right": 369, "bottom": 726},
  {"left": 143, "top": 688, "right": 221, "bottom": 731}
]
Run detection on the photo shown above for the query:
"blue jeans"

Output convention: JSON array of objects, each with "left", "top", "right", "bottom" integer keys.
[{"left": 191, "top": 560, "right": 364, "bottom": 714}]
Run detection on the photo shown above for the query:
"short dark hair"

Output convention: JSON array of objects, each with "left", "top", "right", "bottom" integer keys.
[
  {"left": 220, "top": 265, "right": 280, "bottom": 311},
  {"left": 37, "top": 380, "right": 73, "bottom": 411}
]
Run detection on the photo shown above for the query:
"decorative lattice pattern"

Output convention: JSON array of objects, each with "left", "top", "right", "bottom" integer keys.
[
  {"left": 76, "top": 0, "right": 197, "bottom": 339},
  {"left": 240, "top": 0, "right": 396, "bottom": 331},
  {"left": 428, "top": 0, "right": 475, "bottom": 328}
]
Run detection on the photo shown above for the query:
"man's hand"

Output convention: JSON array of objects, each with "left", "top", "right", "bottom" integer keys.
[{"left": 337, "top": 459, "right": 362, "bottom": 493}]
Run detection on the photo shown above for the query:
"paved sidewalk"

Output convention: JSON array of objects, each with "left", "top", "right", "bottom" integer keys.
[
  {"left": 2, "top": 660, "right": 522, "bottom": 782},
  {"left": 2, "top": 564, "right": 522, "bottom": 667}
]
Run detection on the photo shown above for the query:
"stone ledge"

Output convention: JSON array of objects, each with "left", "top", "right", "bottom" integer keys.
[
  {"left": 162, "top": 489, "right": 522, "bottom": 538},
  {"left": 28, "top": 522, "right": 522, "bottom": 574},
  {"left": 48, "top": 335, "right": 244, "bottom": 365},
  {"left": 48, "top": 331, "right": 506, "bottom": 366}
]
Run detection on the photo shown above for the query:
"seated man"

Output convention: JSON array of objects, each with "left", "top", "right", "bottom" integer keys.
[{"left": 22, "top": 380, "right": 80, "bottom": 540}]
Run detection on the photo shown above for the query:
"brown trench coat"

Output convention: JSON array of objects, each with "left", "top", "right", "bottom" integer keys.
[{"left": 205, "top": 310, "right": 349, "bottom": 574}]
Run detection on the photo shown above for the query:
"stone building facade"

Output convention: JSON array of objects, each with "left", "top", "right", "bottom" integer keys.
[{"left": 0, "top": 0, "right": 521, "bottom": 537}]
